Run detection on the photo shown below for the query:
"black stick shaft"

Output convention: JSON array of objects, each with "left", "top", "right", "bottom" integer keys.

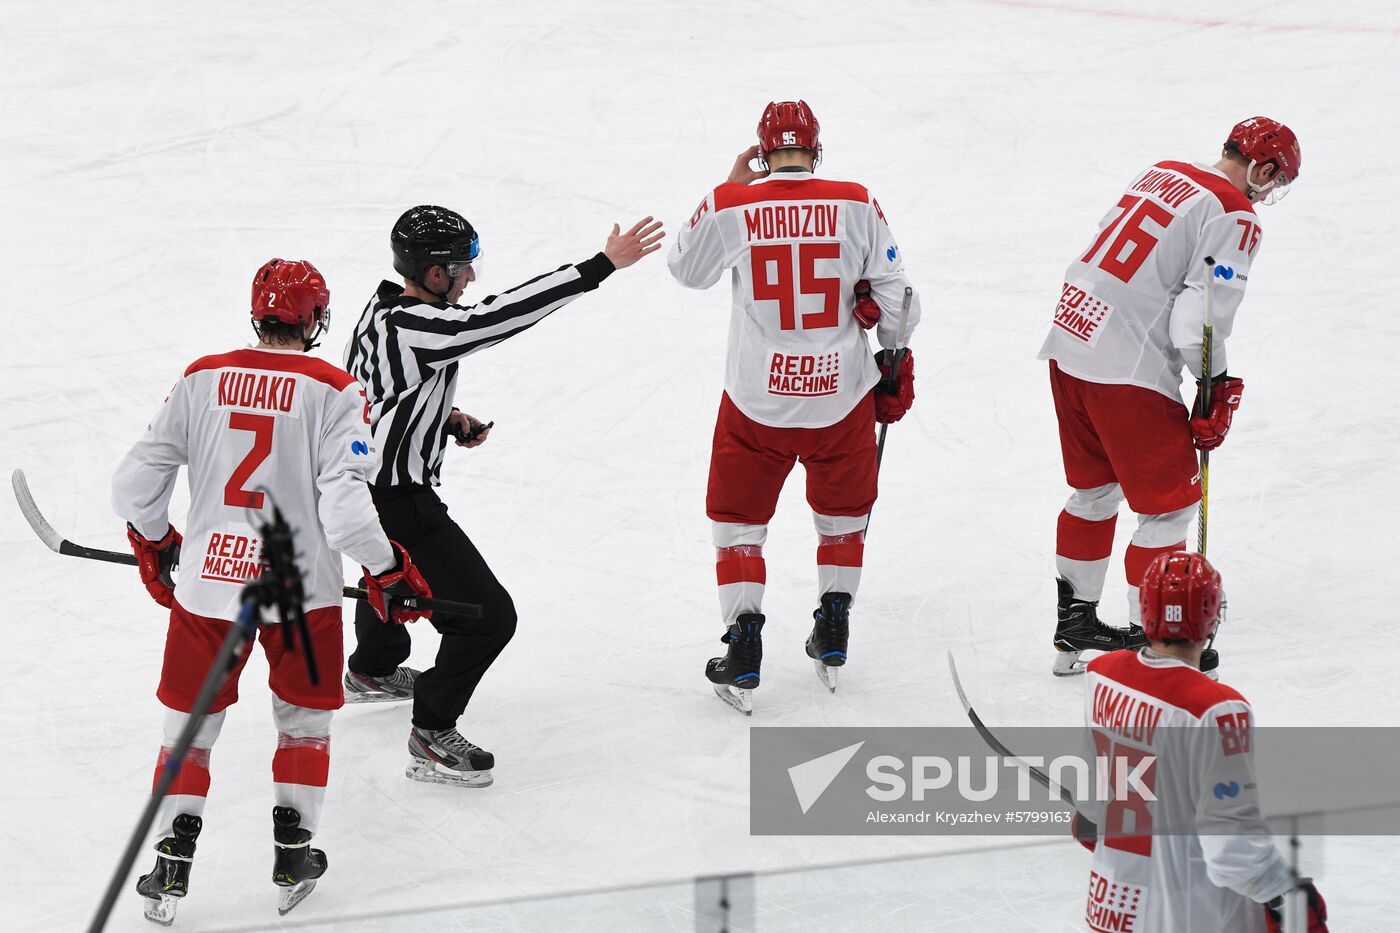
[
  {"left": 49, "top": 542, "right": 481, "bottom": 618},
  {"left": 88, "top": 609, "right": 256, "bottom": 933}
]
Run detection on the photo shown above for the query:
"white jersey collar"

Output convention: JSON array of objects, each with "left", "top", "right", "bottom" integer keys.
[
  {"left": 1136, "top": 647, "right": 1197, "bottom": 671},
  {"left": 756, "top": 169, "right": 814, "bottom": 183}
]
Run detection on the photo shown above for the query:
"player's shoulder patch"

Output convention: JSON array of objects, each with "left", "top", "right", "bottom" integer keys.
[
  {"left": 184, "top": 348, "right": 355, "bottom": 391},
  {"left": 1156, "top": 160, "right": 1256, "bottom": 216},
  {"left": 287, "top": 356, "right": 358, "bottom": 391},
  {"left": 185, "top": 349, "right": 256, "bottom": 377},
  {"left": 1088, "top": 650, "right": 1244, "bottom": 718}
]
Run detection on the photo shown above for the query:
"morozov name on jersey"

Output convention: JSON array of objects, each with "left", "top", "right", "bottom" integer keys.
[{"left": 743, "top": 203, "right": 842, "bottom": 241}]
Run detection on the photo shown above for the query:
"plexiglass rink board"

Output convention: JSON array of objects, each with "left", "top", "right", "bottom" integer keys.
[{"left": 3, "top": 0, "right": 1399, "bottom": 931}]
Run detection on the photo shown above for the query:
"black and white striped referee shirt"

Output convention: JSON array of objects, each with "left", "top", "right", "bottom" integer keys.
[{"left": 344, "top": 253, "right": 615, "bottom": 487}]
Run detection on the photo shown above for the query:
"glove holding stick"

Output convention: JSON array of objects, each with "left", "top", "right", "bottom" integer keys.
[{"left": 362, "top": 542, "right": 433, "bottom": 625}]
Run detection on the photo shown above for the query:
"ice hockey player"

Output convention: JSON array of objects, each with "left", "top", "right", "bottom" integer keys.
[
  {"left": 111, "top": 259, "right": 431, "bottom": 922},
  {"left": 668, "top": 100, "right": 921, "bottom": 714},
  {"left": 1039, "top": 117, "right": 1301, "bottom": 676},
  {"left": 342, "top": 205, "right": 664, "bottom": 784},
  {"left": 1073, "top": 551, "right": 1328, "bottom": 933}
]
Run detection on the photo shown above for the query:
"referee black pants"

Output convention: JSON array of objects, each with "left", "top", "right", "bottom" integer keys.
[{"left": 349, "top": 484, "right": 517, "bottom": 732}]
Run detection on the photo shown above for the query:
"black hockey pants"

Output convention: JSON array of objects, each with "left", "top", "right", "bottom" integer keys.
[{"left": 349, "top": 484, "right": 517, "bottom": 731}]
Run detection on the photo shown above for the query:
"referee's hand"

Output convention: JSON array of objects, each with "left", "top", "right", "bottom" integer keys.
[
  {"left": 604, "top": 217, "right": 665, "bottom": 269},
  {"left": 448, "top": 411, "right": 492, "bottom": 448}
]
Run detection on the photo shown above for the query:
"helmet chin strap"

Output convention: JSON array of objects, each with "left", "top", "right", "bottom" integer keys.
[
  {"left": 302, "top": 310, "right": 330, "bottom": 352},
  {"left": 1244, "top": 159, "right": 1288, "bottom": 205},
  {"left": 418, "top": 266, "right": 451, "bottom": 300}
]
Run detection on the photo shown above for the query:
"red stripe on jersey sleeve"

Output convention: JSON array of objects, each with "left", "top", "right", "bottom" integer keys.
[
  {"left": 1087, "top": 650, "right": 1247, "bottom": 717},
  {"left": 1155, "top": 161, "right": 1256, "bottom": 216},
  {"left": 713, "top": 178, "right": 871, "bottom": 211},
  {"left": 184, "top": 349, "right": 357, "bottom": 390}
]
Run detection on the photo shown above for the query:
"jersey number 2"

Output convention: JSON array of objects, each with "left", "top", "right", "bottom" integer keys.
[
  {"left": 1080, "top": 195, "right": 1173, "bottom": 284},
  {"left": 751, "top": 243, "right": 841, "bottom": 331},
  {"left": 224, "top": 412, "right": 273, "bottom": 509}
]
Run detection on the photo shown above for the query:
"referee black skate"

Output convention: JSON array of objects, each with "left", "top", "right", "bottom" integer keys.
[{"left": 343, "top": 204, "right": 663, "bottom": 786}]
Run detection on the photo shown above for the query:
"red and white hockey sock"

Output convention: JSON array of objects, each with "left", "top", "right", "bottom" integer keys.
[
  {"left": 1055, "top": 484, "right": 1123, "bottom": 602},
  {"left": 271, "top": 699, "right": 332, "bottom": 834},
  {"left": 1125, "top": 505, "right": 1193, "bottom": 622},
  {"left": 713, "top": 522, "right": 767, "bottom": 623},
  {"left": 151, "top": 707, "right": 226, "bottom": 840},
  {"left": 814, "top": 513, "right": 866, "bottom": 600}
]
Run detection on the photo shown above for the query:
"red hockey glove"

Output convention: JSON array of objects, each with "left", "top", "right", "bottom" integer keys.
[
  {"left": 126, "top": 524, "right": 181, "bottom": 608},
  {"left": 1190, "top": 375, "right": 1244, "bottom": 451},
  {"left": 1265, "top": 880, "right": 1328, "bottom": 933},
  {"left": 853, "top": 279, "right": 880, "bottom": 330},
  {"left": 1070, "top": 811, "right": 1098, "bottom": 852},
  {"left": 362, "top": 542, "right": 433, "bottom": 625},
  {"left": 874, "top": 348, "right": 915, "bottom": 424}
]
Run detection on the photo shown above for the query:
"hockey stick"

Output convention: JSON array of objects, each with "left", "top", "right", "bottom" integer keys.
[
  {"left": 866, "top": 286, "right": 914, "bottom": 535},
  {"left": 1197, "top": 256, "right": 1215, "bottom": 556},
  {"left": 11, "top": 469, "right": 483, "bottom": 620},
  {"left": 947, "top": 651, "right": 1076, "bottom": 806},
  {"left": 89, "top": 600, "right": 260, "bottom": 933},
  {"left": 91, "top": 505, "right": 315, "bottom": 932}
]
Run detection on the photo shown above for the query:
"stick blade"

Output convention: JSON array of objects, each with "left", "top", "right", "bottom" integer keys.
[
  {"left": 11, "top": 469, "right": 64, "bottom": 553},
  {"left": 947, "top": 650, "right": 973, "bottom": 717}
]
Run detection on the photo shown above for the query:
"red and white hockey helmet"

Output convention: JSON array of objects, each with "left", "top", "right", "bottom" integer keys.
[
  {"left": 1139, "top": 551, "right": 1223, "bottom": 643},
  {"left": 757, "top": 100, "right": 821, "bottom": 161},
  {"left": 1227, "top": 116, "right": 1301, "bottom": 202},
  {"left": 251, "top": 258, "right": 330, "bottom": 328}
]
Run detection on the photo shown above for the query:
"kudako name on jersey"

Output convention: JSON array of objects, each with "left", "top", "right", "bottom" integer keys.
[
  {"left": 200, "top": 529, "right": 264, "bottom": 584},
  {"left": 211, "top": 369, "right": 302, "bottom": 416},
  {"left": 769, "top": 351, "right": 840, "bottom": 397}
]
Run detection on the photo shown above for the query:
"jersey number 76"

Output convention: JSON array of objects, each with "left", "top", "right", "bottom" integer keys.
[{"left": 1080, "top": 195, "right": 1174, "bottom": 284}]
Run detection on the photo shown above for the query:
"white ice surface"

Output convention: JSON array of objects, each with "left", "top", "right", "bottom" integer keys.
[{"left": 2, "top": 1, "right": 1399, "bottom": 930}]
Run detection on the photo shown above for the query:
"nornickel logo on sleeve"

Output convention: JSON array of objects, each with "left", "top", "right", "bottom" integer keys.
[{"left": 1053, "top": 282, "right": 1115, "bottom": 347}]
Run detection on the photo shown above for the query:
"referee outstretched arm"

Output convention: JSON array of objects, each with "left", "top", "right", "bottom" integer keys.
[
  {"left": 340, "top": 208, "right": 663, "bottom": 780},
  {"left": 346, "top": 213, "right": 664, "bottom": 488}
]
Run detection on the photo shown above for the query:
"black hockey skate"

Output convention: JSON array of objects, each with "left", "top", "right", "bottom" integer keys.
[
  {"left": 272, "top": 806, "right": 327, "bottom": 916},
  {"left": 136, "top": 813, "right": 202, "bottom": 926},
  {"left": 1052, "top": 578, "right": 1147, "bottom": 677},
  {"left": 343, "top": 665, "right": 419, "bottom": 703},
  {"left": 406, "top": 726, "right": 495, "bottom": 787},
  {"left": 806, "top": 592, "right": 851, "bottom": 694},
  {"left": 706, "top": 613, "right": 764, "bottom": 715}
]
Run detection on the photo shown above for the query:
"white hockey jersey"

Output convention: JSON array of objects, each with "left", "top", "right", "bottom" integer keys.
[
  {"left": 1038, "top": 161, "right": 1262, "bottom": 402},
  {"left": 668, "top": 169, "right": 921, "bottom": 429},
  {"left": 1079, "top": 650, "right": 1292, "bottom": 933},
  {"left": 112, "top": 347, "right": 395, "bottom": 622}
]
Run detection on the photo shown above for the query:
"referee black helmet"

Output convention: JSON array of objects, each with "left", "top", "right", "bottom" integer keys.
[{"left": 391, "top": 205, "right": 480, "bottom": 286}]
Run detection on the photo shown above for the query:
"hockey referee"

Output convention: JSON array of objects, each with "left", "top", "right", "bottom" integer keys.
[{"left": 343, "top": 205, "right": 664, "bottom": 786}]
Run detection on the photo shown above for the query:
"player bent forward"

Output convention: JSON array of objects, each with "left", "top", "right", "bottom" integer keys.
[
  {"left": 1040, "top": 117, "right": 1301, "bottom": 676},
  {"left": 669, "top": 100, "right": 920, "bottom": 714},
  {"left": 110, "top": 259, "right": 430, "bottom": 922},
  {"left": 1074, "top": 552, "right": 1328, "bottom": 933}
]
